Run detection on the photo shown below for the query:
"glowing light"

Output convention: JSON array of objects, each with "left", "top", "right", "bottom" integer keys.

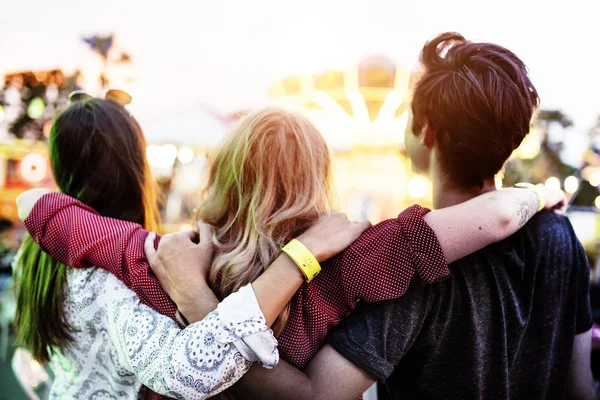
[
  {"left": 146, "top": 144, "right": 178, "bottom": 169},
  {"left": 407, "top": 177, "right": 429, "bottom": 198},
  {"left": 46, "top": 85, "right": 59, "bottom": 103},
  {"left": 20, "top": 153, "right": 47, "bottom": 183},
  {"left": 494, "top": 175, "right": 504, "bottom": 190},
  {"left": 146, "top": 145, "right": 161, "bottom": 166},
  {"left": 43, "top": 120, "right": 53, "bottom": 137},
  {"left": 545, "top": 177, "right": 561, "bottom": 191},
  {"left": 311, "top": 91, "right": 352, "bottom": 121},
  {"left": 514, "top": 128, "right": 541, "bottom": 160},
  {"left": 590, "top": 172, "right": 600, "bottom": 187},
  {"left": 27, "top": 97, "right": 45, "bottom": 119},
  {"left": 346, "top": 90, "right": 370, "bottom": 125},
  {"left": 4, "top": 88, "right": 20, "bottom": 105},
  {"left": 373, "top": 91, "right": 403, "bottom": 126},
  {"left": 564, "top": 176, "right": 579, "bottom": 194},
  {"left": 596, "top": 196, "right": 600, "bottom": 209},
  {"left": 177, "top": 147, "right": 194, "bottom": 164},
  {"left": 162, "top": 144, "right": 177, "bottom": 161}
]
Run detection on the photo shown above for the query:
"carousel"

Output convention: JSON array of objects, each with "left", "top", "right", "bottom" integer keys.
[{"left": 270, "top": 56, "right": 429, "bottom": 222}]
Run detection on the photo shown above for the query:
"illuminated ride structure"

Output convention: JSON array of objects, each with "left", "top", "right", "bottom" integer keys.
[
  {"left": 0, "top": 70, "right": 68, "bottom": 220},
  {"left": 270, "top": 56, "right": 429, "bottom": 221}
]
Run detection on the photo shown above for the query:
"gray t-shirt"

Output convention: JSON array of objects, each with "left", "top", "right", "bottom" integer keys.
[{"left": 328, "top": 212, "right": 592, "bottom": 400}]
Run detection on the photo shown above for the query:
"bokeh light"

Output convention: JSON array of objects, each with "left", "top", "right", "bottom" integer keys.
[
  {"left": 43, "top": 120, "right": 53, "bottom": 137},
  {"left": 564, "top": 176, "right": 579, "bottom": 194},
  {"left": 20, "top": 153, "right": 47, "bottom": 183},
  {"left": 589, "top": 172, "right": 600, "bottom": 187},
  {"left": 177, "top": 146, "right": 194, "bottom": 164},
  {"left": 545, "top": 177, "right": 561, "bottom": 191},
  {"left": 407, "top": 177, "right": 428, "bottom": 199},
  {"left": 146, "top": 144, "right": 178, "bottom": 169},
  {"left": 27, "top": 97, "right": 45, "bottom": 119}
]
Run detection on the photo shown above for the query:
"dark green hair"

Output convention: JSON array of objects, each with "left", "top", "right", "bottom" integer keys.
[{"left": 15, "top": 99, "right": 160, "bottom": 363}]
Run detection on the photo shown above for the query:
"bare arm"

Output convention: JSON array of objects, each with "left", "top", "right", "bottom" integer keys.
[
  {"left": 568, "top": 329, "right": 595, "bottom": 400},
  {"left": 233, "top": 345, "right": 373, "bottom": 400},
  {"left": 425, "top": 186, "right": 566, "bottom": 263}
]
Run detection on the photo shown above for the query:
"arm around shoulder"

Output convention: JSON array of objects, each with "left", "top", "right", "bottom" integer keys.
[{"left": 424, "top": 186, "right": 565, "bottom": 263}]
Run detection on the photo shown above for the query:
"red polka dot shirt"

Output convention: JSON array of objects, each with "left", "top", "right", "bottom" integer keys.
[{"left": 25, "top": 193, "right": 449, "bottom": 370}]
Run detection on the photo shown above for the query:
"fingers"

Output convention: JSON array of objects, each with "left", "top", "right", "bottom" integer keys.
[
  {"left": 144, "top": 232, "right": 157, "bottom": 261},
  {"left": 197, "top": 220, "right": 214, "bottom": 246},
  {"left": 177, "top": 230, "right": 200, "bottom": 242}
]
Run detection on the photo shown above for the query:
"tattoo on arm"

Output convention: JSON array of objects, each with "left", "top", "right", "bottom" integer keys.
[{"left": 515, "top": 193, "right": 540, "bottom": 228}]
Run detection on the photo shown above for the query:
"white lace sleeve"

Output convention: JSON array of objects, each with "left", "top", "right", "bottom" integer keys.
[{"left": 105, "top": 282, "right": 278, "bottom": 399}]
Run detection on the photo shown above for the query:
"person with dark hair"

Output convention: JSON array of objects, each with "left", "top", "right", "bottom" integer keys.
[
  {"left": 12, "top": 96, "right": 371, "bottom": 399},
  {"left": 166, "top": 32, "right": 590, "bottom": 399}
]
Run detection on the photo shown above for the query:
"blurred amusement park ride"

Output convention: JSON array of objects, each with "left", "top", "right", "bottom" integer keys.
[{"left": 1, "top": 55, "right": 600, "bottom": 270}]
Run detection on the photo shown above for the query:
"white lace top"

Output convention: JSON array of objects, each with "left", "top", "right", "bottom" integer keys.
[{"left": 47, "top": 267, "right": 278, "bottom": 399}]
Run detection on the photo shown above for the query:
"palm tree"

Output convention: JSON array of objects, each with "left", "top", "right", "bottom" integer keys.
[{"left": 82, "top": 34, "right": 132, "bottom": 88}]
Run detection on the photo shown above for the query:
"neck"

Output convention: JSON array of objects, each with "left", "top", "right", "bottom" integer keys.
[{"left": 429, "top": 161, "right": 496, "bottom": 209}]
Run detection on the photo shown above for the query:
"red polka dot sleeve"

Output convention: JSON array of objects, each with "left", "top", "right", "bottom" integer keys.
[
  {"left": 24, "top": 193, "right": 178, "bottom": 321},
  {"left": 337, "top": 204, "right": 449, "bottom": 309},
  {"left": 25, "top": 193, "right": 450, "bottom": 371},
  {"left": 277, "top": 205, "right": 450, "bottom": 368}
]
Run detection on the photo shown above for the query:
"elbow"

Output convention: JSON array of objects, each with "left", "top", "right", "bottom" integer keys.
[
  {"left": 496, "top": 208, "right": 514, "bottom": 237},
  {"left": 498, "top": 212, "right": 512, "bottom": 232}
]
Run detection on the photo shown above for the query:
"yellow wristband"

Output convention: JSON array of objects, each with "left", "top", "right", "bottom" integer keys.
[
  {"left": 281, "top": 239, "right": 321, "bottom": 283},
  {"left": 515, "top": 183, "right": 545, "bottom": 212}
]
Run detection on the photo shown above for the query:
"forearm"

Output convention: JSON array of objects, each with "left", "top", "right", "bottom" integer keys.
[
  {"left": 252, "top": 253, "right": 304, "bottom": 327},
  {"left": 233, "top": 345, "right": 373, "bottom": 400},
  {"left": 425, "top": 188, "right": 541, "bottom": 263},
  {"left": 181, "top": 254, "right": 303, "bottom": 327},
  {"left": 233, "top": 362, "right": 313, "bottom": 400},
  {"left": 178, "top": 280, "right": 219, "bottom": 323}
]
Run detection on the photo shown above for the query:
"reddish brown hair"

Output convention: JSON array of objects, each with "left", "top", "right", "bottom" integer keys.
[{"left": 411, "top": 32, "right": 539, "bottom": 188}]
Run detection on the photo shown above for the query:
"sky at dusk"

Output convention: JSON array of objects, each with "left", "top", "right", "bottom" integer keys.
[{"left": 1, "top": 0, "right": 599, "bottom": 162}]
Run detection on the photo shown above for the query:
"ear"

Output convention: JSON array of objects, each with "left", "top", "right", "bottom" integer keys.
[{"left": 421, "top": 120, "right": 436, "bottom": 149}]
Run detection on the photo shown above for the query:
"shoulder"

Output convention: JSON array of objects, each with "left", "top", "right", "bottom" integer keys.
[
  {"left": 65, "top": 267, "right": 140, "bottom": 310},
  {"left": 335, "top": 205, "right": 445, "bottom": 282},
  {"left": 528, "top": 212, "right": 573, "bottom": 232},
  {"left": 344, "top": 205, "right": 432, "bottom": 255},
  {"left": 525, "top": 212, "right": 580, "bottom": 249}
]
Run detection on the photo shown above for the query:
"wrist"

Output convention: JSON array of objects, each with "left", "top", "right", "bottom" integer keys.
[
  {"left": 514, "top": 183, "right": 545, "bottom": 212},
  {"left": 274, "top": 253, "right": 305, "bottom": 283},
  {"left": 281, "top": 239, "right": 322, "bottom": 282},
  {"left": 176, "top": 280, "right": 219, "bottom": 323},
  {"left": 294, "top": 236, "right": 325, "bottom": 263}
]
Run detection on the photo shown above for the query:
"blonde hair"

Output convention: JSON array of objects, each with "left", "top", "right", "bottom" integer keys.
[{"left": 198, "top": 107, "right": 333, "bottom": 335}]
